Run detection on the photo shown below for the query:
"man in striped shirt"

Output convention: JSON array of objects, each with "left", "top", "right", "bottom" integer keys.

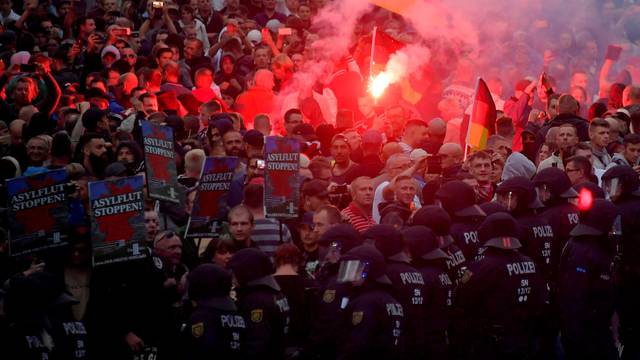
[
  {"left": 243, "top": 181, "right": 292, "bottom": 258},
  {"left": 340, "top": 176, "right": 376, "bottom": 233}
]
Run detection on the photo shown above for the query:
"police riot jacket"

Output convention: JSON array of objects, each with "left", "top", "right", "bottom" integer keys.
[
  {"left": 558, "top": 235, "right": 615, "bottom": 344},
  {"left": 455, "top": 248, "right": 545, "bottom": 349},
  {"left": 234, "top": 283, "right": 291, "bottom": 359},
  {"left": 514, "top": 211, "right": 555, "bottom": 284},
  {"left": 413, "top": 258, "right": 453, "bottom": 336},
  {"left": 339, "top": 284, "right": 405, "bottom": 360},
  {"left": 184, "top": 300, "right": 245, "bottom": 360}
]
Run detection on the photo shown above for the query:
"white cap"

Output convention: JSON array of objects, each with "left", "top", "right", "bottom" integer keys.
[
  {"left": 410, "top": 148, "right": 428, "bottom": 162},
  {"left": 101, "top": 45, "right": 121, "bottom": 60},
  {"left": 266, "top": 19, "right": 283, "bottom": 33},
  {"left": 247, "top": 29, "right": 262, "bottom": 45},
  {"left": 10, "top": 51, "right": 31, "bottom": 66}
]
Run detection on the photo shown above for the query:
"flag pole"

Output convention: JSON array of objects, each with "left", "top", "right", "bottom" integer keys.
[
  {"left": 369, "top": 26, "right": 377, "bottom": 81},
  {"left": 463, "top": 76, "right": 481, "bottom": 162}
]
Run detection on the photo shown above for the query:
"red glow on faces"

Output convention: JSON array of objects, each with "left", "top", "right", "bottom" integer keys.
[{"left": 577, "top": 188, "right": 593, "bottom": 211}]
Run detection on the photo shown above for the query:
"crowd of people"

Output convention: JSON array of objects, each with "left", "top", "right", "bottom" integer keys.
[{"left": 1, "top": 0, "right": 640, "bottom": 359}]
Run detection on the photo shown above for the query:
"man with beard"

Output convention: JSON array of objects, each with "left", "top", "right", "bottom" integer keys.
[
  {"left": 341, "top": 177, "right": 375, "bottom": 233},
  {"left": 222, "top": 130, "right": 245, "bottom": 157},
  {"left": 79, "top": 133, "right": 109, "bottom": 179}
]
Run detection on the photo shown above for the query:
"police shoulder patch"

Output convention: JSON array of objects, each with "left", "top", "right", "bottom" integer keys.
[
  {"left": 191, "top": 322, "right": 204, "bottom": 338},
  {"left": 251, "top": 309, "right": 263, "bottom": 323},
  {"left": 322, "top": 289, "right": 336, "bottom": 303},
  {"left": 352, "top": 311, "right": 364, "bottom": 326}
]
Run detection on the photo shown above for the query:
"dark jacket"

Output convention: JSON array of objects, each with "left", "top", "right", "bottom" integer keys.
[
  {"left": 537, "top": 113, "right": 590, "bottom": 147},
  {"left": 455, "top": 248, "right": 545, "bottom": 358},
  {"left": 558, "top": 235, "right": 616, "bottom": 359},
  {"left": 339, "top": 284, "right": 405, "bottom": 360}
]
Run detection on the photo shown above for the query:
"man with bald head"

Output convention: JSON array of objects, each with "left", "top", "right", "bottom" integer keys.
[
  {"left": 235, "top": 69, "right": 275, "bottom": 128},
  {"left": 421, "top": 117, "right": 447, "bottom": 154},
  {"left": 438, "top": 142, "right": 463, "bottom": 181},
  {"left": 538, "top": 94, "right": 589, "bottom": 146}
]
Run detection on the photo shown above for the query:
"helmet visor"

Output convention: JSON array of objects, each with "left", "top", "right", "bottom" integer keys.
[{"left": 337, "top": 259, "right": 369, "bottom": 283}]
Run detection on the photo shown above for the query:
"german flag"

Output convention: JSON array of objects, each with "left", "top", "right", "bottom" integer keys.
[{"left": 461, "top": 78, "right": 497, "bottom": 150}]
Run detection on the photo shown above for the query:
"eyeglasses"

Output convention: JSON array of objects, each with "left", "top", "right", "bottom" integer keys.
[{"left": 565, "top": 168, "right": 581, "bottom": 173}]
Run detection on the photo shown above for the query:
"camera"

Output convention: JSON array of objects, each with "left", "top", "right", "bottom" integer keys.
[
  {"left": 256, "top": 159, "right": 265, "bottom": 170},
  {"left": 152, "top": 1, "right": 164, "bottom": 18},
  {"left": 20, "top": 64, "right": 35, "bottom": 73}
]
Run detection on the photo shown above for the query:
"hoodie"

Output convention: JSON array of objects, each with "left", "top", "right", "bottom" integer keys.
[{"left": 501, "top": 152, "right": 536, "bottom": 181}]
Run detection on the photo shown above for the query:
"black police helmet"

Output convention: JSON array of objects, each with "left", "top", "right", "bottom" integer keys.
[
  {"left": 318, "top": 224, "right": 363, "bottom": 252},
  {"left": 188, "top": 264, "right": 235, "bottom": 310},
  {"left": 435, "top": 180, "right": 486, "bottom": 218},
  {"left": 228, "top": 248, "right": 280, "bottom": 290},
  {"left": 602, "top": 165, "right": 640, "bottom": 196},
  {"left": 403, "top": 225, "right": 449, "bottom": 261},
  {"left": 342, "top": 244, "right": 391, "bottom": 285},
  {"left": 496, "top": 176, "right": 543, "bottom": 209},
  {"left": 570, "top": 199, "right": 619, "bottom": 237},
  {"left": 479, "top": 201, "right": 508, "bottom": 215},
  {"left": 410, "top": 205, "right": 455, "bottom": 247},
  {"left": 478, "top": 212, "right": 523, "bottom": 249},
  {"left": 367, "top": 225, "right": 410, "bottom": 262},
  {"left": 533, "top": 167, "right": 578, "bottom": 198}
]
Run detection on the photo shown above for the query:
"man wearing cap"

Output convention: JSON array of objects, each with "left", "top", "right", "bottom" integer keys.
[
  {"left": 435, "top": 180, "right": 487, "bottom": 263},
  {"left": 602, "top": 165, "right": 640, "bottom": 359},
  {"left": 227, "top": 248, "right": 290, "bottom": 358},
  {"left": 406, "top": 225, "right": 453, "bottom": 360},
  {"left": 243, "top": 129, "right": 264, "bottom": 159},
  {"left": 336, "top": 244, "right": 405, "bottom": 359},
  {"left": 558, "top": 199, "right": 619, "bottom": 359},
  {"left": 454, "top": 213, "right": 545, "bottom": 359},
  {"left": 533, "top": 168, "right": 579, "bottom": 272},
  {"left": 341, "top": 176, "right": 375, "bottom": 233},
  {"left": 308, "top": 224, "right": 363, "bottom": 359},
  {"left": 303, "top": 180, "right": 331, "bottom": 212},
  {"left": 330, "top": 134, "right": 356, "bottom": 185},
  {"left": 296, "top": 212, "right": 320, "bottom": 277},
  {"left": 370, "top": 225, "right": 425, "bottom": 359},
  {"left": 184, "top": 264, "right": 245, "bottom": 359}
]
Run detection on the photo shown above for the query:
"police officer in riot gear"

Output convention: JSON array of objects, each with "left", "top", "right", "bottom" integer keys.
[
  {"left": 5, "top": 271, "right": 90, "bottom": 359},
  {"left": 411, "top": 205, "right": 468, "bottom": 284},
  {"left": 496, "top": 177, "right": 554, "bottom": 281},
  {"left": 558, "top": 199, "right": 619, "bottom": 360},
  {"left": 336, "top": 244, "right": 405, "bottom": 360},
  {"left": 533, "top": 168, "right": 579, "bottom": 271},
  {"left": 455, "top": 212, "right": 545, "bottom": 359},
  {"left": 602, "top": 165, "right": 640, "bottom": 359},
  {"left": 405, "top": 225, "right": 453, "bottom": 360},
  {"left": 308, "top": 224, "right": 363, "bottom": 359},
  {"left": 366, "top": 225, "right": 425, "bottom": 359},
  {"left": 496, "top": 176, "right": 558, "bottom": 358},
  {"left": 227, "top": 248, "right": 291, "bottom": 359},
  {"left": 435, "top": 181, "right": 487, "bottom": 262},
  {"left": 184, "top": 263, "right": 245, "bottom": 359}
]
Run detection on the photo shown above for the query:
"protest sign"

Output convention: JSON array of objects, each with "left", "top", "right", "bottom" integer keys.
[
  {"left": 186, "top": 157, "right": 239, "bottom": 238},
  {"left": 89, "top": 175, "right": 147, "bottom": 265},
  {"left": 141, "top": 120, "right": 180, "bottom": 203},
  {"left": 264, "top": 136, "right": 300, "bottom": 218},
  {"left": 6, "top": 169, "right": 69, "bottom": 256}
]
